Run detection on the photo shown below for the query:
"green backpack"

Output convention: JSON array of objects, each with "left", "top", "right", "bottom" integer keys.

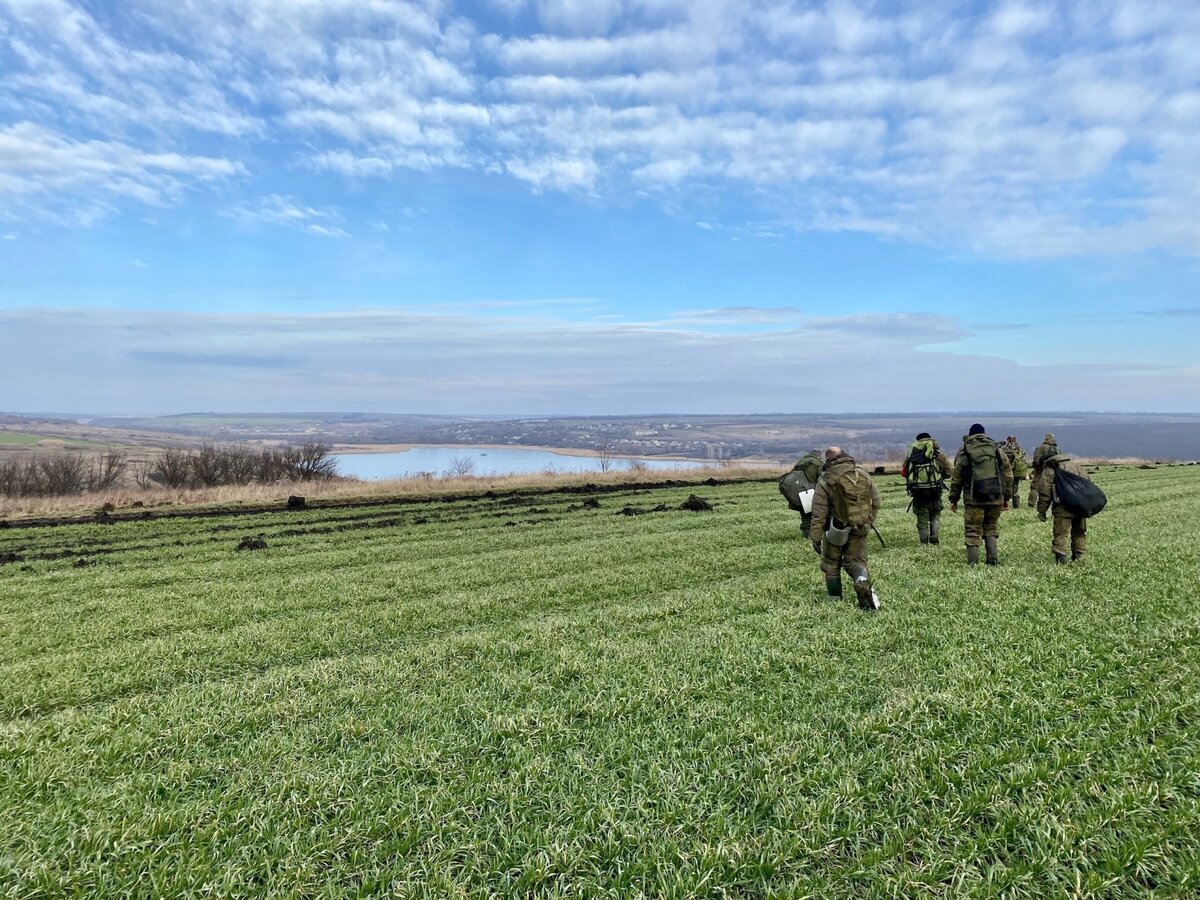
[
  {"left": 779, "top": 470, "right": 813, "bottom": 509},
  {"left": 964, "top": 438, "right": 1004, "bottom": 503},
  {"left": 905, "top": 441, "right": 942, "bottom": 494},
  {"left": 831, "top": 467, "right": 876, "bottom": 527}
]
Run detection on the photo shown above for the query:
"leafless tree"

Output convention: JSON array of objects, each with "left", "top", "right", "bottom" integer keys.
[
  {"left": 90, "top": 449, "right": 128, "bottom": 491},
  {"left": 596, "top": 443, "right": 616, "bottom": 473},
  {"left": 287, "top": 443, "right": 339, "bottom": 481},
  {"left": 38, "top": 453, "right": 91, "bottom": 495},
  {"left": 446, "top": 456, "right": 476, "bottom": 477},
  {"left": 152, "top": 447, "right": 194, "bottom": 488}
]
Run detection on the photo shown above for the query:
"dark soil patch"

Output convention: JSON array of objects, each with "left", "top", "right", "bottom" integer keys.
[
  {"left": 1, "top": 551, "right": 26, "bottom": 565},
  {"left": 236, "top": 536, "right": 268, "bottom": 552},
  {"left": 680, "top": 495, "right": 714, "bottom": 512},
  {"left": 2, "top": 474, "right": 774, "bottom": 530},
  {"left": 581, "top": 497, "right": 601, "bottom": 509},
  {"left": 617, "top": 506, "right": 645, "bottom": 516},
  {"left": 287, "top": 495, "right": 307, "bottom": 509},
  {"left": 73, "top": 557, "right": 94, "bottom": 568}
]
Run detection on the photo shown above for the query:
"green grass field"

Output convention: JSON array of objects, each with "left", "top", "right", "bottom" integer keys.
[{"left": 2, "top": 466, "right": 1198, "bottom": 897}]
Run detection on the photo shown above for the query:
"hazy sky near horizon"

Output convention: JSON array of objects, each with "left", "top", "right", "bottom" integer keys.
[{"left": 2, "top": 0, "right": 1198, "bottom": 414}]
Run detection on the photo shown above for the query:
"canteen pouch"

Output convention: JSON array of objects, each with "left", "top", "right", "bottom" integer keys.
[
  {"left": 825, "top": 519, "right": 852, "bottom": 547},
  {"left": 799, "top": 488, "right": 815, "bottom": 514}
]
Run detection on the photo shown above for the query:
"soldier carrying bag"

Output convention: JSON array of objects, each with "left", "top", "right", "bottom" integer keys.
[{"left": 1053, "top": 469, "right": 1107, "bottom": 517}]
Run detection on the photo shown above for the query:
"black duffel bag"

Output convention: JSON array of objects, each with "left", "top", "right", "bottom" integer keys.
[{"left": 1054, "top": 469, "right": 1107, "bottom": 517}]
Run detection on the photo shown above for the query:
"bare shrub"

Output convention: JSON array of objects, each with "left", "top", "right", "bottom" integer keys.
[
  {"left": 38, "top": 454, "right": 91, "bottom": 495},
  {"left": 90, "top": 450, "right": 128, "bottom": 491},
  {"left": 224, "top": 446, "right": 259, "bottom": 485},
  {"left": 191, "top": 445, "right": 227, "bottom": 487},
  {"left": 596, "top": 444, "right": 616, "bottom": 473},
  {"left": 153, "top": 448, "right": 194, "bottom": 488},
  {"left": 285, "top": 443, "right": 339, "bottom": 481},
  {"left": 627, "top": 458, "right": 650, "bottom": 474},
  {"left": 446, "top": 456, "right": 476, "bottom": 477}
]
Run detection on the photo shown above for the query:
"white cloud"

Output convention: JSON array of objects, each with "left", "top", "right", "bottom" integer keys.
[
  {"left": 227, "top": 194, "right": 347, "bottom": 237},
  {"left": 2, "top": 0, "right": 1200, "bottom": 255},
  {"left": 506, "top": 156, "right": 599, "bottom": 191},
  {"left": 0, "top": 121, "right": 241, "bottom": 222}
]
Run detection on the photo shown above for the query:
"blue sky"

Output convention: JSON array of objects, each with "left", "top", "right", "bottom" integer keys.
[{"left": 1, "top": 0, "right": 1198, "bottom": 414}]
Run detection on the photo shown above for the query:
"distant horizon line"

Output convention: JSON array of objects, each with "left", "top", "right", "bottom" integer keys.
[{"left": 6, "top": 409, "right": 1200, "bottom": 420}]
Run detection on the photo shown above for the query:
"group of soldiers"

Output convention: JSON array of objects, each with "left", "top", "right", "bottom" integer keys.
[{"left": 779, "top": 425, "right": 1098, "bottom": 612}]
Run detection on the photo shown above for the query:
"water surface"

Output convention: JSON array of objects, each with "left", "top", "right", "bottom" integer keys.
[{"left": 335, "top": 446, "right": 710, "bottom": 480}]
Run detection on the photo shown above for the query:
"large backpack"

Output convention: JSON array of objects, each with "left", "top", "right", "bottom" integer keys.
[
  {"left": 905, "top": 443, "right": 942, "bottom": 495},
  {"left": 1008, "top": 446, "right": 1029, "bottom": 478},
  {"left": 831, "top": 467, "right": 876, "bottom": 527},
  {"left": 779, "top": 470, "right": 813, "bottom": 510},
  {"left": 963, "top": 438, "right": 1004, "bottom": 503},
  {"left": 1054, "top": 469, "right": 1107, "bottom": 517}
]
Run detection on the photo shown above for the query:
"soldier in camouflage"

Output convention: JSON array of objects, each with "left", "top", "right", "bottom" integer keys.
[
  {"left": 900, "top": 431, "right": 952, "bottom": 545},
  {"left": 1002, "top": 436, "right": 1029, "bottom": 508},
  {"left": 809, "top": 447, "right": 882, "bottom": 610},
  {"left": 1028, "top": 432, "right": 1058, "bottom": 507},
  {"left": 778, "top": 450, "right": 822, "bottom": 546},
  {"left": 948, "top": 423, "right": 1013, "bottom": 566},
  {"left": 1036, "top": 452, "right": 1092, "bottom": 563}
]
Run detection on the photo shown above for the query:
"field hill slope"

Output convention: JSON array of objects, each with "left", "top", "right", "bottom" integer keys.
[{"left": 1, "top": 465, "right": 1198, "bottom": 896}]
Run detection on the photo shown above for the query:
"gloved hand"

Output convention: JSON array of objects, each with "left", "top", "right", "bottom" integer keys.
[
  {"left": 949, "top": 502, "right": 958, "bottom": 513},
  {"left": 1002, "top": 501, "right": 1009, "bottom": 511},
  {"left": 812, "top": 540, "right": 821, "bottom": 554},
  {"left": 1038, "top": 511, "right": 1047, "bottom": 522}
]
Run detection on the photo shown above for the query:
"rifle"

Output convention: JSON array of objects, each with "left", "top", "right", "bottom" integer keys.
[{"left": 872, "top": 525, "right": 886, "bottom": 548}]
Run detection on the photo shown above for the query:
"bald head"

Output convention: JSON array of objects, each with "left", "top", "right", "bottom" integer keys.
[{"left": 825, "top": 446, "right": 843, "bottom": 460}]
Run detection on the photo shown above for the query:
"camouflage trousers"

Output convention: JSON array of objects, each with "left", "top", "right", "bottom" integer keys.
[
  {"left": 820, "top": 532, "right": 870, "bottom": 580},
  {"left": 797, "top": 511, "right": 813, "bottom": 538},
  {"left": 963, "top": 505, "right": 1002, "bottom": 548},
  {"left": 1027, "top": 478, "right": 1040, "bottom": 508},
  {"left": 1053, "top": 513, "right": 1087, "bottom": 558},
  {"left": 911, "top": 492, "right": 942, "bottom": 530},
  {"left": 1009, "top": 477, "right": 1024, "bottom": 507}
]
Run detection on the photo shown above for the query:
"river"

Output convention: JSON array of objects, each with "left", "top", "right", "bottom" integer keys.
[{"left": 334, "top": 446, "right": 712, "bottom": 480}]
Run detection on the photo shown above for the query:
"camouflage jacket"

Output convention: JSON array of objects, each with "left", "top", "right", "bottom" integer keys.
[
  {"left": 809, "top": 453, "right": 881, "bottom": 541},
  {"left": 949, "top": 434, "right": 1014, "bottom": 507},
  {"left": 1002, "top": 441, "right": 1029, "bottom": 478},
  {"left": 1031, "top": 433, "right": 1058, "bottom": 474},
  {"left": 1036, "top": 454, "right": 1091, "bottom": 517}
]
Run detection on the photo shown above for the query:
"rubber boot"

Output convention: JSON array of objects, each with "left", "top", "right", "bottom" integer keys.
[
  {"left": 966, "top": 545, "right": 979, "bottom": 566},
  {"left": 853, "top": 575, "right": 880, "bottom": 611},
  {"left": 1054, "top": 552, "right": 1067, "bottom": 564},
  {"left": 1011, "top": 493, "right": 1020, "bottom": 509},
  {"left": 930, "top": 519, "right": 940, "bottom": 545},
  {"left": 918, "top": 527, "right": 930, "bottom": 545},
  {"left": 824, "top": 576, "right": 843, "bottom": 600},
  {"left": 984, "top": 536, "right": 999, "bottom": 566},
  {"left": 1071, "top": 550, "right": 1083, "bottom": 562}
]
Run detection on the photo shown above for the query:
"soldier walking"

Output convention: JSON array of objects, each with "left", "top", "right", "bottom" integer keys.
[
  {"left": 809, "top": 447, "right": 882, "bottom": 610},
  {"left": 1028, "top": 432, "right": 1058, "bottom": 507},
  {"left": 1002, "top": 436, "right": 1029, "bottom": 508},
  {"left": 1036, "top": 452, "right": 1099, "bottom": 563},
  {"left": 948, "top": 424, "right": 1013, "bottom": 566},
  {"left": 778, "top": 450, "right": 822, "bottom": 546},
  {"left": 900, "top": 432, "right": 951, "bottom": 545}
]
